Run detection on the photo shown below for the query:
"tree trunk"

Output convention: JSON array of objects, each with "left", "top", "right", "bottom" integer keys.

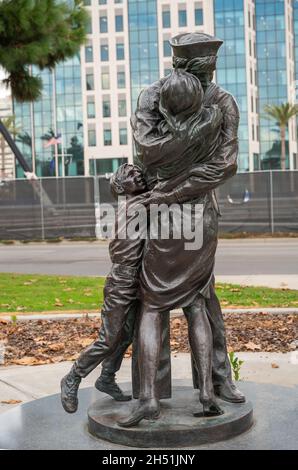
[{"left": 280, "top": 125, "right": 286, "bottom": 171}]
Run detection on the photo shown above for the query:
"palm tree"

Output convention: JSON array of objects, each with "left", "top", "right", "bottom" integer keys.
[
  {"left": 16, "top": 131, "right": 32, "bottom": 149},
  {"left": 264, "top": 103, "right": 298, "bottom": 170}
]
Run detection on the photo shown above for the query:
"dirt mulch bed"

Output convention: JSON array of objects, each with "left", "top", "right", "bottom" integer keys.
[{"left": 0, "top": 313, "right": 297, "bottom": 366}]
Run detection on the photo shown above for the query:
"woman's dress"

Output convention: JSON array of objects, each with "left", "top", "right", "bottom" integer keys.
[{"left": 132, "top": 82, "right": 223, "bottom": 312}]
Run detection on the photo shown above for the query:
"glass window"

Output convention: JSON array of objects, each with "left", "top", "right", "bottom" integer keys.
[
  {"left": 86, "top": 17, "right": 92, "bottom": 34},
  {"left": 237, "top": 68, "right": 247, "bottom": 83},
  {"left": 178, "top": 9, "right": 187, "bottom": 27},
  {"left": 99, "top": 0, "right": 107, "bottom": 4},
  {"left": 100, "top": 16, "right": 108, "bottom": 33},
  {"left": 115, "top": 15, "right": 124, "bottom": 32},
  {"left": 88, "top": 129, "right": 96, "bottom": 146},
  {"left": 117, "top": 71, "right": 126, "bottom": 88},
  {"left": 116, "top": 43, "right": 125, "bottom": 60},
  {"left": 102, "top": 99, "right": 111, "bottom": 117},
  {"left": 104, "top": 129, "right": 112, "bottom": 145},
  {"left": 86, "top": 72, "right": 94, "bottom": 90},
  {"left": 56, "top": 79, "right": 65, "bottom": 94},
  {"left": 101, "top": 72, "right": 110, "bottom": 89},
  {"left": 163, "top": 40, "right": 171, "bottom": 57},
  {"left": 85, "top": 45, "right": 93, "bottom": 62},
  {"left": 162, "top": 10, "right": 171, "bottom": 28},
  {"left": 118, "top": 99, "right": 126, "bottom": 116},
  {"left": 87, "top": 100, "right": 95, "bottom": 119},
  {"left": 115, "top": 0, "right": 122, "bottom": 3},
  {"left": 119, "top": 127, "right": 127, "bottom": 145},
  {"left": 100, "top": 44, "right": 109, "bottom": 61},
  {"left": 83, "top": 0, "right": 91, "bottom": 5},
  {"left": 195, "top": 8, "right": 203, "bottom": 26},
  {"left": 253, "top": 153, "right": 260, "bottom": 170},
  {"left": 89, "top": 157, "right": 128, "bottom": 175}
]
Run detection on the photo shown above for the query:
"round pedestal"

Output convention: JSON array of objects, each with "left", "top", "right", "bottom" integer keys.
[
  {"left": 88, "top": 386, "right": 253, "bottom": 448},
  {"left": 1, "top": 381, "right": 297, "bottom": 449}
]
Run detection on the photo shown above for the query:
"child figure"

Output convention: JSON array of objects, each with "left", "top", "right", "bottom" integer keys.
[{"left": 61, "top": 163, "right": 147, "bottom": 413}]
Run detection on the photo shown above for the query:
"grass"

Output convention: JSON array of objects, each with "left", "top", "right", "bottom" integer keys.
[
  {"left": 0, "top": 273, "right": 297, "bottom": 314},
  {"left": 0, "top": 273, "right": 105, "bottom": 314}
]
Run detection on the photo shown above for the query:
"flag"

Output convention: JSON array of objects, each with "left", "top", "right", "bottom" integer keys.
[{"left": 43, "top": 133, "right": 62, "bottom": 148}]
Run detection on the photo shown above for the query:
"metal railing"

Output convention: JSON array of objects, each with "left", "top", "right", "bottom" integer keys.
[{"left": 0, "top": 170, "right": 297, "bottom": 240}]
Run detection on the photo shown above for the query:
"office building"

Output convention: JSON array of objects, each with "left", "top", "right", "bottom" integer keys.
[{"left": 12, "top": 0, "right": 298, "bottom": 177}]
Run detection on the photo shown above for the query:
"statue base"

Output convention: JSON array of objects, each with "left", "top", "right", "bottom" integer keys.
[
  {"left": 88, "top": 386, "right": 253, "bottom": 448},
  {"left": 1, "top": 381, "right": 298, "bottom": 449}
]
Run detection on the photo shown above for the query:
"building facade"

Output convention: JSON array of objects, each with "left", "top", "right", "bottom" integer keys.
[
  {"left": 12, "top": 0, "right": 298, "bottom": 177},
  {"left": 0, "top": 95, "right": 15, "bottom": 179}
]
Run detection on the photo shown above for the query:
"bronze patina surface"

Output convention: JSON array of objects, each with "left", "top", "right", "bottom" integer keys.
[{"left": 61, "top": 32, "right": 248, "bottom": 440}]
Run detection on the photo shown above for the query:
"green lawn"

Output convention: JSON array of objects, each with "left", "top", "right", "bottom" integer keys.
[
  {"left": 0, "top": 273, "right": 297, "bottom": 314},
  {"left": 0, "top": 273, "right": 105, "bottom": 313}
]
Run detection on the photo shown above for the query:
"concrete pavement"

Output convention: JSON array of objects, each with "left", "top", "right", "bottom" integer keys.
[
  {"left": 0, "top": 239, "right": 298, "bottom": 282},
  {"left": 217, "top": 274, "right": 298, "bottom": 289},
  {"left": 1, "top": 352, "right": 297, "bottom": 415}
]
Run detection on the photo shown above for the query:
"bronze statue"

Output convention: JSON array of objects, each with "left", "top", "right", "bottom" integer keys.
[
  {"left": 101, "top": 33, "right": 245, "bottom": 408},
  {"left": 124, "top": 32, "right": 245, "bottom": 414},
  {"left": 61, "top": 32, "right": 245, "bottom": 427}
]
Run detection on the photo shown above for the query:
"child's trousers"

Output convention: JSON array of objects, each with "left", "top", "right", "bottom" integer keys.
[{"left": 73, "top": 264, "right": 139, "bottom": 378}]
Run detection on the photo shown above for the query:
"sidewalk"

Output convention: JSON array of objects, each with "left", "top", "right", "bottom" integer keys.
[
  {"left": 1, "top": 307, "right": 298, "bottom": 321},
  {"left": 217, "top": 274, "right": 298, "bottom": 290},
  {"left": 1, "top": 352, "right": 297, "bottom": 415}
]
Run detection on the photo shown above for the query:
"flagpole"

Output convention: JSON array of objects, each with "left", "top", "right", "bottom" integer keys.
[
  {"left": 52, "top": 69, "right": 59, "bottom": 177},
  {"left": 62, "top": 136, "right": 65, "bottom": 178}
]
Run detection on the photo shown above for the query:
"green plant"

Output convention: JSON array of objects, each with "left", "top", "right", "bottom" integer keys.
[
  {"left": 264, "top": 103, "right": 298, "bottom": 170},
  {"left": 10, "top": 315, "right": 17, "bottom": 324},
  {"left": 229, "top": 351, "right": 244, "bottom": 381}
]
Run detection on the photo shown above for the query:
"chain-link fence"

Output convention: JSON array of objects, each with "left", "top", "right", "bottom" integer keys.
[
  {"left": 0, "top": 171, "right": 297, "bottom": 240},
  {"left": 0, "top": 177, "right": 95, "bottom": 240},
  {"left": 217, "top": 171, "right": 298, "bottom": 233}
]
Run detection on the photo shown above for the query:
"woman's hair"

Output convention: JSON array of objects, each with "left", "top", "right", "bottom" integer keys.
[
  {"left": 172, "top": 55, "right": 217, "bottom": 75},
  {"left": 160, "top": 69, "right": 203, "bottom": 118}
]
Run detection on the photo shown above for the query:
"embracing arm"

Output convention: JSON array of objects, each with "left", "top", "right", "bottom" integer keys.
[
  {"left": 172, "top": 138, "right": 238, "bottom": 204},
  {"left": 152, "top": 91, "right": 239, "bottom": 203}
]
